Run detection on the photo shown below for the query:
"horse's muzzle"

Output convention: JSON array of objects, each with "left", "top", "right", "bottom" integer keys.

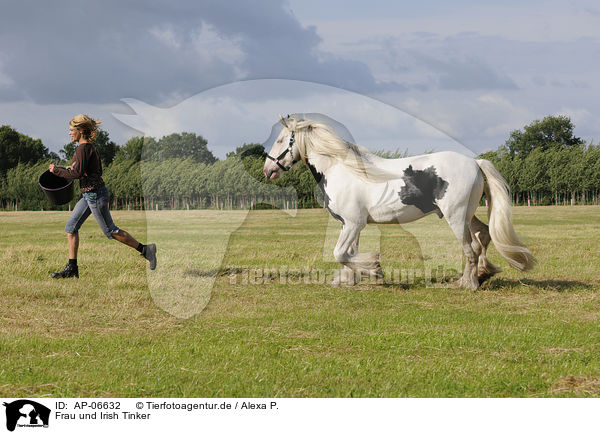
[{"left": 263, "top": 163, "right": 280, "bottom": 180}]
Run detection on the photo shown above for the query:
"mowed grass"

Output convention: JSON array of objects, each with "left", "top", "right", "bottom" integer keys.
[{"left": 0, "top": 206, "right": 599, "bottom": 397}]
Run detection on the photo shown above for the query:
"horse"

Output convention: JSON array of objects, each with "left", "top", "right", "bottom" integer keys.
[{"left": 263, "top": 115, "right": 536, "bottom": 289}]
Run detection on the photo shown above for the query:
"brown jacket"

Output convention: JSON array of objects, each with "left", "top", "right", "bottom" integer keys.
[{"left": 53, "top": 142, "right": 105, "bottom": 192}]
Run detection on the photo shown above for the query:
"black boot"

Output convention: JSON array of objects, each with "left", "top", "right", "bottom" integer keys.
[
  {"left": 141, "top": 243, "right": 157, "bottom": 270},
  {"left": 51, "top": 262, "right": 79, "bottom": 278}
]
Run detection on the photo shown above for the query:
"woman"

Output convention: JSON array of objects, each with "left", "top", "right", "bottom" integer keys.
[{"left": 49, "top": 114, "right": 156, "bottom": 278}]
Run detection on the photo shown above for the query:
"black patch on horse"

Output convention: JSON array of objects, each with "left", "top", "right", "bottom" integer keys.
[
  {"left": 306, "top": 158, "right": 345, "bottom": 225},
  {"left": 399, "top": 165, "right": 448, "bottom": 216},
  {"left": 306, "top": 160, "right": 323, "bottom": 184}
]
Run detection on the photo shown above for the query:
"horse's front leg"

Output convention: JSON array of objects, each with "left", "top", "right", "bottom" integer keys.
[{"left": 331, "top": 222, "right": 382, "bottom": 286}]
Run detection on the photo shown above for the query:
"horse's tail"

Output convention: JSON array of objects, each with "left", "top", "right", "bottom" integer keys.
[{"left": 476, "top": 159, "right": 536, "bottom": 271}]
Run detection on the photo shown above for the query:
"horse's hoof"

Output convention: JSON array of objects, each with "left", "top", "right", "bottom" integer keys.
[{"left": 453, "top": 277, "right": 480, "bottom": 291}]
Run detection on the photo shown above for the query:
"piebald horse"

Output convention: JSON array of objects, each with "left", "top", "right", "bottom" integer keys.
[{"left": 263, "top": 115, "right": 535, "bottom": 289}]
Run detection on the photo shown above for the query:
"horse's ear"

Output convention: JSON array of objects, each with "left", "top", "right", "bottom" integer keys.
[{"left": 279, "top": 114, "right": 288, "bottom": 129}]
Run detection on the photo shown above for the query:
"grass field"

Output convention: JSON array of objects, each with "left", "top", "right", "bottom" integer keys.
[{"left": 1, "top": 206, "right": 599, "bottom": 397}]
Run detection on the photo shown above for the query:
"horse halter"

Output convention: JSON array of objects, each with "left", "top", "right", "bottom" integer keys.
[{"left": 266, "top": 131, "right": 296, "bottom": 171}]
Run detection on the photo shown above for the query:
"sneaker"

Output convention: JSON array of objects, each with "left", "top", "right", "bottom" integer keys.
[
  {"left": 51, "top": 262, "right": 79, "bottom": 278},
  {"left": 142, "top": 243, "right": 157, "bottom": 270}
]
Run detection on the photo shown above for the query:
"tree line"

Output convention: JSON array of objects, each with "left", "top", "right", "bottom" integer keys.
[
  {"left": 478, "top": 115, "right": 600, "bottom": 206},
  {"left": 1, "top": 115, "right": 599, "bottom": 210},
  {"left": 0, "top": 127, "right": 317, "bottom": 211}
]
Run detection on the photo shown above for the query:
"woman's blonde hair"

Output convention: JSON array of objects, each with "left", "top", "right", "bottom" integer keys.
[{"left": 70, "top": 114, "right": 102, "bottom": 141}]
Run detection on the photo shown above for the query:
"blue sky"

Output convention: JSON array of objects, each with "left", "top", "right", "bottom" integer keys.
[{"left": 1, "top": 0, "right": 599, "bottom": 157}]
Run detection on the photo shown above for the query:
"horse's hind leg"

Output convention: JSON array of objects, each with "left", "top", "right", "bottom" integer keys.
[
  {"left": 442, "top": 200, "right": 481, "bottom": 290},
  {"left": 448, "top": 220, "right": 479, "bottom": 290},
  {"left": 470, "top": 216, "right": 502, "bottom": 285},
  {"left": 437, "top": 164, "right": 485, "bottom": 290}
]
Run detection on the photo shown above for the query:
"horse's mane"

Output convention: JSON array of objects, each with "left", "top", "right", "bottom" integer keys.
[{"left": 287, "top": 117, "right": 399, "bottom": 182}]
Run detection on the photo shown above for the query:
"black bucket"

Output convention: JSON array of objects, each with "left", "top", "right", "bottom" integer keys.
[{"left": 38, "top": 169, "right": 74, "bottom": 205}]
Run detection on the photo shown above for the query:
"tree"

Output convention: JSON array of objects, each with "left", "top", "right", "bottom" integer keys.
[
  {"left": 153, "top": 132, "right": 217, "bottom": 164},
  {"left": 115, "top": 136, "right": 145, "bottom": 162},
  {"left": 0, "top": 125, "right": 51, "bottom": 175},
  {"left": 59, "top": 129, "right": 117, "bottom": 167},
  {"left": 95, "top": 130, "right": 118, "bottom": 166},
  {"left": 0, "top": 160, "right": 73, "bottom": 210},
  {"left": 59, "top": 142, "right": 77, "bottom": 161},
  {"left": 519, "top": 147, "right": 550, "bottom": 205},
  {"left": 505, "top": 115, "right": 583, "bottom": 157},
  {"left": 226, "top": 143, "right": 265, "bottom": 159}
]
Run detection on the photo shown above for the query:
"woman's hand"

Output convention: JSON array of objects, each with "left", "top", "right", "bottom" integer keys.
[{"left": 49, "top": 163, "right": 56, "bottom": 173}]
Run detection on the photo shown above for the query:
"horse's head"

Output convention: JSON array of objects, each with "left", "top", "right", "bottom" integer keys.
[{"left": 263, "top": 115, "right": 302, "bottom": 180}]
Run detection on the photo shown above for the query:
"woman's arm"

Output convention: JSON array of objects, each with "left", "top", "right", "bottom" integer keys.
[{"left": 51, "top": 145, "right": 86, "bottom": 179}]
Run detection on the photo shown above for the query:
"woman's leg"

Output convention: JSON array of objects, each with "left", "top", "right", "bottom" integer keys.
[
  {"left": 52, "top": 196, "right": 90, "bottom": 278},
  {"left": 112, "top": 229, "right": 157, "bottom": 270},
  {"left": 88, "top": 186, "right": 157, "bottom": 269},
  {"left": 68, "top": 233, "right": 79, "bottom": 259},
  {"left": 112, "top": 229, "right": 140, "bottom": 248}
]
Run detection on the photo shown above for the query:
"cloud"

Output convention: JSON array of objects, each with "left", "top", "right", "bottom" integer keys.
[
  {"left": 113, "top": 79, "right": 470, "bottom": 159},
  {"left": 0, "top": 0, "right": 399, "bottom": 105},
  {"left": 331, "top": 32, "right": 521, "bottom": 92},
  {"left": 2, "top": 1, "right": 599, "bottom": 156},
  {"left": 416, "top": 55, "right": 518, "bottom": 91},
  {"left": 388, "top": 90, "right": 537, "bottom": 151}
]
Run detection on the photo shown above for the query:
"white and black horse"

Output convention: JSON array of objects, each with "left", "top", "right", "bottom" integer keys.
[{"left": 263, "top": 115, "right": 535, "bottom": 289}]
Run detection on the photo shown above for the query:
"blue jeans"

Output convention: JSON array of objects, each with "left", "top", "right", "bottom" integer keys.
[{"left": 65, "top": 185, "right": 119, "bottom": 239}]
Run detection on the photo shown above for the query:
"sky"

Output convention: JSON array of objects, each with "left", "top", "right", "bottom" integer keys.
[{"left": 1, "top": 0, "right": 599, "bottom": 158}]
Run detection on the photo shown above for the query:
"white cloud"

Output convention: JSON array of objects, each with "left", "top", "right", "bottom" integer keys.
[
  {"left": 2, "top": 0, "right": 599, "bottom": 156},
  {"left": 0, "top": 0, "right": 399, "bottom": 105},
  {"left": 556, "top": 107, "right": 592, "bottom": 125},
  {"left": 556, "top": 107, "right": 600, "bottom": 141},
  {"left": 0, "top": 101, "right": 129, "bottom": 151},
  {"left": 149, "top": 26, "right": 182, "bottom": 49},
  {"left": 191, "top": 23, "right": 246, "bottom": 68},
  {"left": 113, "top": 80, "right": 471, "bottom": 159},
  {"left": 293, "top": 2, "right": 600, "bottom": 46}
]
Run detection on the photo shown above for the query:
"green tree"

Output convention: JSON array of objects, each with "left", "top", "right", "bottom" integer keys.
[
  {"left": 0, "top": 125, "right": 51, "bottom": 174},
  {"left": 519, "top": 147, "right": 550, "bottom": 205},
  {"left": 115, "top": 136, "right": 145, "bottom": 162},
  {"left": 59, "top": 142, "right": 77, "bottom": 161},
  {"left": 153, "top": 132, "right": 217, "bottom": 164},
  {"left": 95, "top": 130, "right": 117, "bottom": 166},
  {"left": 59, "top": 129, "right": 117, "bottom": 166},
  {"left": 0, "top": 160, "right": 75, "bottom": 210},
  {"left": 375, "top": 148, "right": 410, "bottom": 159},
  {"left": 505, "top": 115, "right": 583, "bottom": 157},
  {"left": 226, "top": 143, "right": 265, "bottom": 159}
]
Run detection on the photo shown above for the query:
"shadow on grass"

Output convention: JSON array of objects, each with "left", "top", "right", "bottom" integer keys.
[
  {"left": 184, "top": 269, "right": 219, "bottom": 278},
  {"left": 485, "top": 278, "right": 595, "bottom": 292},
  {"left": 186, "top": 268, "right": 594, "bottom": 293}
]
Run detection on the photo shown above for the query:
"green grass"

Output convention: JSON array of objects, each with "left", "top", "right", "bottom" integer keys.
[{"left": 1, "top": 206, "right": 599, "bottom": 397}]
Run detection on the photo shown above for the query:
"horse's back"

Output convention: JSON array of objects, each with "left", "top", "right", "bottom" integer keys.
[
  {"left": 374, "top": 151, "right": 480, "bottom": 183},
  {"left": 371, "top": 151, "right": 483, "bottom": 220}
]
